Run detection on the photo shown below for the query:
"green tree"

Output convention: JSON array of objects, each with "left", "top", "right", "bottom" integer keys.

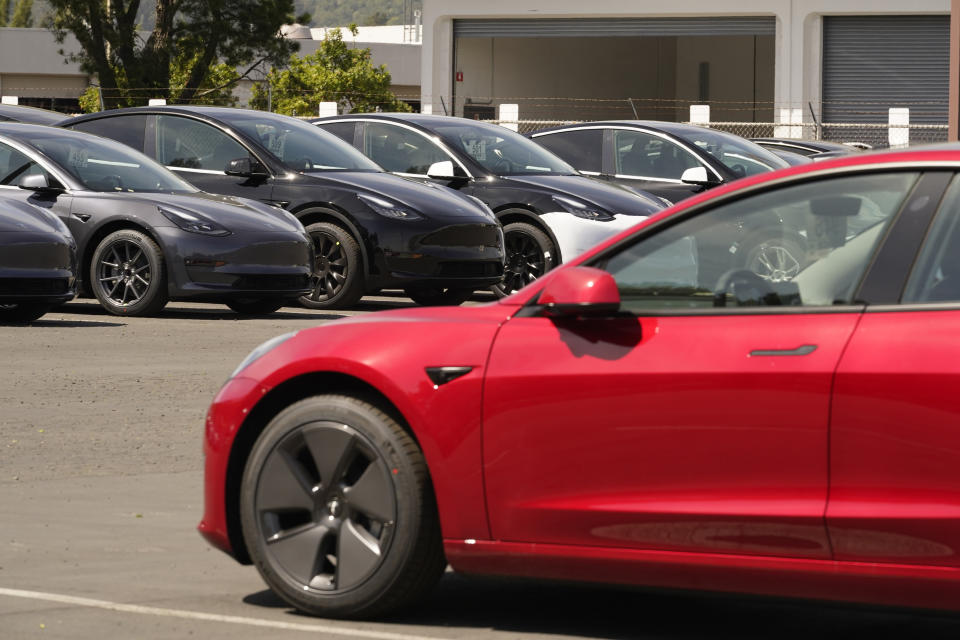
[
  {"left": 47, "top": 0, "right": 309, "bottom": 109},
  {"left": 0, "top": 0, "right": 33, "bottom": 27},
  {"left": 251, "top": 25, "right": 411, "bottom": 116}
]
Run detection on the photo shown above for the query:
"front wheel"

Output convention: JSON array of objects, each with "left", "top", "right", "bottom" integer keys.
[
  {"left": 240, "top": 395, "right": 446, "bottom": 619},
  {"left": 90, "top": 229, "right": 168, "bottom": 316},
  {"left": 300, "top": 222, "right": 364, "bottom": 310},
  {"left": 491, "top": 222, "right": 557, "bottom": 298},
  {"left": 0, "top": 303, "right": 53, "bottom": 323},
  {"left": 404, "top": 286, "right": 474, "bottom": 306}
]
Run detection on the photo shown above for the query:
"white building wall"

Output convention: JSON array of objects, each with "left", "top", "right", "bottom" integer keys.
[{"left": 421, "top": 0, "right": 949, "bottom": 121}]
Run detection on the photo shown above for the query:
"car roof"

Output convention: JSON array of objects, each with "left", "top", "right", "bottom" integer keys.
[
  {"left": 528, "top": 120, "right": 721, "bottom": 137},
  {"left": 0, "top": 104, "right": 69, "bottom": 125},
  {"left": 312, "top": 112, "right": 497, "bottom": 128},
  {"left": 751, "top": 138, "right": 861, "bottom": 153}
]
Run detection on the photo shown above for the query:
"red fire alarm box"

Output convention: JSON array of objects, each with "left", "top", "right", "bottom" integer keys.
[{"left": 455, "top": 71, "right": 464, "bottom": 82}]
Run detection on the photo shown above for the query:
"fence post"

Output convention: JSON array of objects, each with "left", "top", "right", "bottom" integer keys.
[
  {"left": 318, "top": 102, "right": 338, "bottom": 117},
  {"left": 0, "top": 96, "right": 18, "bottom": 105},
  {"left": 499, "top": 103, "right": 519, "bottom": 131},
  {"left": 889, "top": 108, "right": 910, "bottom": 148},
  {"left": 689, "top": 104, "right": 710, "bottom": 125}
]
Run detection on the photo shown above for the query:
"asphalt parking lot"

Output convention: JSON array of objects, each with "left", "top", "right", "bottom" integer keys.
[{"left": 3, "top": 295, "right": 960, "bottom": 639}]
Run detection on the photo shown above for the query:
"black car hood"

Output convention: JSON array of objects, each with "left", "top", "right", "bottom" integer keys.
[
  {"left": 302, "top": 171, "right": 492, "bottom": 220},
  {"left": 500, "top": 174, "right": 664, "bottom": 216},
  {"left": 92, "top": 191, "right": 304, "bottom": 233},
  {"left": 0, "top": 196, "right": 68, "bottom": 235}
]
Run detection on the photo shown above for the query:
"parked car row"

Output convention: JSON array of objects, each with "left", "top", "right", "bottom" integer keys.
[{"left": 0, "top": 102, "right": 872, "bottom": 322}]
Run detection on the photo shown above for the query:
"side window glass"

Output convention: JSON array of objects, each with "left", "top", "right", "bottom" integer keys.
[
  {"left": 534, "top": 129, "right": 602, "bottom": 173},
  {"left": 615, "top": 130, "right": 702, "bottom": 180},
  {"left": 156, "top": 115, "right": 247, "bottom": 172},
  {"left": 70, "top": 116, "right": 146, "bottom": 151},
  {"left": 319, "top": 122, "right": 357, "bottom": 146},
  {"left": 903, "top": 175, "right": 960, "bottom": 303},
  {"left": 0, "top": 142, "right": 45, "bottom": 185},
  {"left": 597, "top": 172, "right": 918, "bottom": 311},
  {"left": 363, "top": 122, "right": 449, "bottom": 174}
]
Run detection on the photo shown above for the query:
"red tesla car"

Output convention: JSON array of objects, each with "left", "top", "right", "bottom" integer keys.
[{"left": 200, "top": 146, "right": 960, "bottom": 618}]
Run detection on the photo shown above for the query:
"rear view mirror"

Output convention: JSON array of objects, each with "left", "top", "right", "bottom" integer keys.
[
  {"left": 680, "top": 166, "right": 719, "bottom": 187},
  {"left": 810, "top": 196, "right": 861, "bottom": 217},
  {"left": 538, "top": 266, "right": 620, "bottom": 317}
]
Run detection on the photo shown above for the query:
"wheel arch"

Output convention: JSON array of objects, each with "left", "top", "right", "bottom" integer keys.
[
  {"left": 223, "top": 371, "right": 428, "bottom": 565},
  {"left": 494, "top": 206, "right": 563, "bottom": 265},
  {"left": 291, "top": 204, "right": 370, "bottom": 278},
  {"left": 81, "top": 220, "right": 166, "bottom": 295}
]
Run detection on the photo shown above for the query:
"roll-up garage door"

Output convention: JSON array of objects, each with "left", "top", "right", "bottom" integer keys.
[
  {"left": 453, "top": 17, "right": 775, "bottom": 38},
  {"left": 822, "top": 15, "right": 948, "bottom": 125}
]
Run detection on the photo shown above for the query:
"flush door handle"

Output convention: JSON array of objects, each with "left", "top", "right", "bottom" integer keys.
[{"left": 749, "top": 345, "right": 818, "bottom": 357}]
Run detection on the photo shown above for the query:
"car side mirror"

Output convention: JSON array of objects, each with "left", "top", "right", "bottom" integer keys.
[
  {"left": 18, "top": 173, "right": 63, "bottom": 193},
  {"left": 680, "top": 166, "right": 719, "bottom": 187},
  {"left": 538, "top": 266, "right": 620, "bottom": 317},
  {"left": 427, "top": 160, "right": 467, "bottom": 180},
  {"left": 225, "top": 157, "right": 268, "bottom": 178}
]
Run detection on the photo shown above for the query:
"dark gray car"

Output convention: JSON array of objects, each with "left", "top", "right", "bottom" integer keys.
[{"left": 0, "top": 124, "right": 312, "bottom": 316}]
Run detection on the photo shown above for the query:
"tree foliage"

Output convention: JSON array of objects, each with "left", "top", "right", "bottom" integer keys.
[
  {"left": 47, "top": 0, "right": 308, "bottom": 109},
  {"left": 0, "top": 0, "right": 33, "bottom": 27},
  {"left": 295, "top": 0, "right": 411, "bottom": 27},
  {"left": 250, "top": 26, "right": 412, "bottom": 117}
]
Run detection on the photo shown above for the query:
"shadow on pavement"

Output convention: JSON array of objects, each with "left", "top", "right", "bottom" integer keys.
[
  {"left": 244, "top": 573, "right": 960, "bottom": 639},
  {"left": 53, "top": 300, "right": 346, "bottom": 322}
]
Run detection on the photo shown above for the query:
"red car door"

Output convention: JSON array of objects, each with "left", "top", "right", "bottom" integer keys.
[
  {"left": 483, "top": 170, "right": 927, "bottom": 561},
  {"left": 828, "top": 173, "right": 960, "bottom": 567}
]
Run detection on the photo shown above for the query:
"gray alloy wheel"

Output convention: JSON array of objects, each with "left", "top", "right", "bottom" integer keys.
[
  {"left": 491, "top": 221, "right": 556, "bottom": 298},
  {"left": 226, "top": 298, "right": 286, "bottom": 315},
  {"left": 0, "top": 303, "right": 53, "bottom": 323},
  {"left": 299, "top": 222, "right": 364, "bottom": 310},
  {"left": 240, "top": 395, "right": 446, "bottom": 619},
  {"left": 404, "top": 286, "right": 474, "bottom": 306},
  {"left": 90, "top": 229, "right": 168, "bottom": 316}
]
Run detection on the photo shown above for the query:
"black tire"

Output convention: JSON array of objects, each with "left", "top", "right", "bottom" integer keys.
[
  {"left": 492, "top": 221, "right": 557, "bottom": 298},
  {"left": 240, "top": 395, "right": 446, "bottom": 619},
  {"left": 226, "top": 298, "right": 286, "bottom": 315},
  {"left": 404, "top": 286, "right": 474, "bottom": 306},
  {"left": 0, "top": 303, "right": 53, "bottom": 323},
  {"left": 90, "top": 229, "right": 168, "bottom": 316},
  {"left": 300, "top": 222, "right": 364, "bottom": 310},
  {"left": 741, "top": 232, "right": 808, "bottom": 283}
]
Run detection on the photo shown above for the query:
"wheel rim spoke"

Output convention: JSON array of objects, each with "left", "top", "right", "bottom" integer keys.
[
  {"left": 344, "top": 462, "right": 393, "bottom": 522},
  {"left": 336, "top": 519, "right": 382, "bottom": 590},
  {"left": 257, "top": 449, "right": 316, "bottom": 513},
  {"left": 302, "top": 423, "right": 355, "bottom": 493},
  {"left": 267, "top": 523, "right": 332, "bottom": 585}
]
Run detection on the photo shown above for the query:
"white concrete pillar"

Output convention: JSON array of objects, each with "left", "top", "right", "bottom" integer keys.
[
  {"left": 689, "top": 104, "right": 710, "bottom": 125},
  {"left": 499, "top": 103, "right": 519, "bottom": 131},
  {"left": 421, "top": 103, "right": 433, "bottom": 115},
  {"left": 889, "top": 108, "right": 910, "bottom": 148},
  {"left": 148, "top": 98, "right": 166, "bottom": 106},
  {"left": 774, "top": 107, "right": 803, "bottom": 138},
  {"left": 1, "top": 96, "right": 18, "bottom": 105},
  {"left": 318, "top": 102, "right": 338, "bottom": 117}
]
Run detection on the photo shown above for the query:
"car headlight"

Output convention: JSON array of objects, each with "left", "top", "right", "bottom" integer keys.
[
  {"left": 358, "top": 193, "right": 423, "bottom": 221},
  {"left": 230, "top": 331, "right": 297, "bottom": 379},
  {"left": 159, "top": 205, "right": 231, "bottom": 236},
  {"left": 466, "top": 195, "right": 498, "bottom": 222},
  {"left": 551, "top": 195, "right": 615, "bottom": 222}
]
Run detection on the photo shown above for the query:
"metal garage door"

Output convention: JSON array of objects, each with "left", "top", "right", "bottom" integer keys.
[
  {"left": 822, "top": 15, "right": 949, "bottom": 125},
  {"left": 453, "top": 17, "right": 775, "bottom": 38}
]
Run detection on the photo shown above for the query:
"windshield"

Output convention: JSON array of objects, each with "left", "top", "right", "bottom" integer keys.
[
  {"left": 226, "top": 112, "right": 382, "bottom": 172},
  {"left": 10, "top": 128, "right": 197, "bottom": 193},
  {"left": 676, "top": 128, "right": 788, "bottom": 178},
  {"left": 431, "top": 121, "right": 576, "bottom": 176}
]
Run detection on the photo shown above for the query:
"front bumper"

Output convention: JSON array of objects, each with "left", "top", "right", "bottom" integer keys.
[
  {"left": 0, "top": 232, "right": 77, "bottom": 305},
  {"left": 538, "top": 212, "right": 646, "bottom": 262},
  {"left": 157, "top": 228, "right": 314, "bottom": 301},
  {"left": 367, "top": 221, "right": 505, "bottom": 291}
]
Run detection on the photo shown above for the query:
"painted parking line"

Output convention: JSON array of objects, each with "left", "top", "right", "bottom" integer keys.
[{"left": 0, "top": 587, "right": 451, "bottom": 640}]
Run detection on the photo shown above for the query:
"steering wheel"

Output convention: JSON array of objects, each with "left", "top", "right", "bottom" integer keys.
[{"left": 714, "top": 268, "right": 778, "bottom": 307}]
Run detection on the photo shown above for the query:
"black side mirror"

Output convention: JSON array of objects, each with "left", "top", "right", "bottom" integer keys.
[
  {"left": 225, "top": 157, "right": 268, "bottom": 178},
  {"left": 18, "top": 173, "right": 63, "bottom": 193}
]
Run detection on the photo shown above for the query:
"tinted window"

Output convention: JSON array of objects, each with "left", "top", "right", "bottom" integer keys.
[
  {"left": 431, "top": 120, "right": 575, "bottom": 175},
  {"left": 903, "top": 175, "right": 960, "bottom": 303},
  {"left": 319, "top": 121, "right": 357, "bottom": 145},
  {"left": 70, "top": 115, "right": 147, "bottom": 151},
  {"left": 614, "top": 130, "right": 702, "bottom": 180},
  {"left": 363, "top": 122, "right": 450, "bottom": 174},
  {"left": 671, "top": 127, "right": 788, "bottom": 178},
  {"left": 596, "top": 172, "right": 918, "bottom": 311},
  {"left": 534, "top": 129, "right": 603, "bottom": 173},
  {"left": 0, "top": 141, "right": 46, "bottom": 185},
  {"left": 156, "top": 115, "right": 248, "bottom": 172}
]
